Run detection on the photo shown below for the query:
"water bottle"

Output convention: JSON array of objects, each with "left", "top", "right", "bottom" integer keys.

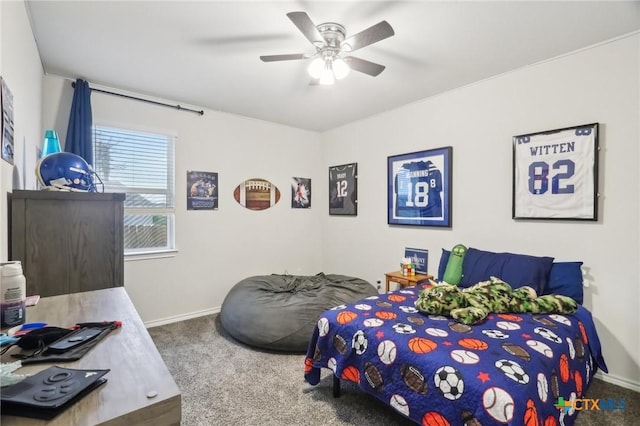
[{"left": 1, "top": 261, "right": 27, "bottom": 328}]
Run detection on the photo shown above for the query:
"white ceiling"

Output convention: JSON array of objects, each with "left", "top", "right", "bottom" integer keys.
[{"left": 25, "top": 1, "right": 640, "bottom": 132}]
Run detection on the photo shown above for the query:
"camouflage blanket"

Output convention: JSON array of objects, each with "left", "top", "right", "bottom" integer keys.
[{"left": 415, "top": 276, "right": 577, "bottom": 325}]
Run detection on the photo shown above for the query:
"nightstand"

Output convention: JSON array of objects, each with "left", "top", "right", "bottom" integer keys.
[{"left": 385, "top": 271, "right": 434, "bottom": 292}]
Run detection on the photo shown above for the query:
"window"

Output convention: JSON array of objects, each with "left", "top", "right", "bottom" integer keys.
[{"left": 93, "top": 125, "right": 175, "bottom": 255}]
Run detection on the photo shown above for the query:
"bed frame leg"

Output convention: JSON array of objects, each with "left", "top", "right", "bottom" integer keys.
[{"left": 332, "top": 375, "right": 341, "bottom": 398}]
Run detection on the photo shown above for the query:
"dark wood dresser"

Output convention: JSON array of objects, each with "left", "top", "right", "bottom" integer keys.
[{"left": 9, "top": 190, "right": 125, "bottom": 297}]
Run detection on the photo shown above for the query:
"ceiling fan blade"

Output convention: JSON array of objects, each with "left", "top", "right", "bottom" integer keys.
[
  {"left": 341, "top": 21, "right": 394, "bottom": 52},
  {"left": 344, "top": 56, "right": 386, "bottom": 77},
  {"left": 287, "top": 12, "right": 325, "bottom": 47},
  {"left": 260, "top": 53, "right": 308, "bottom": 62}
]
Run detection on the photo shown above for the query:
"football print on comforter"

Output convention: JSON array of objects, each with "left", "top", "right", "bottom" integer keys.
[{"left": 304, "top": 285, "right": 607, "bottom": 426}]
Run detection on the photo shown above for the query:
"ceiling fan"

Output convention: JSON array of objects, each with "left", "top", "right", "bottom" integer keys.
[{"left": 260, "top": 11, "right": 395, "bottom": 85}]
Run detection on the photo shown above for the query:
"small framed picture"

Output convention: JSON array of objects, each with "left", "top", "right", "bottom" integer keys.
[
  {"left": 512, "top": 123, "right": 599, "bottom": 220},
  {"left": 292, "top": 177, "right": 311, "bottom": 208},
  {"left": 329, "top": 163, "right": 357, "bottom": 216},
  {"left": 388, "top": 147, "right": 452, "bottom": 227},
  {"left": 187, "top": 171, "right": 218, "bottom": 210},
  {"left": 404, "top": 247, "right": 428, "bottom": 274}
]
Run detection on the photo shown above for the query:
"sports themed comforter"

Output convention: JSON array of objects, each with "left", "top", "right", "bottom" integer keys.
[{"left": 304, "top": 284, "right": 607, "bottom": 426}]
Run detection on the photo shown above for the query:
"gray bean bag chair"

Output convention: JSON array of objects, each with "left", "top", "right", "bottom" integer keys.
[{"left": 220, "top": 273, "right": 378, "bottom": 352}]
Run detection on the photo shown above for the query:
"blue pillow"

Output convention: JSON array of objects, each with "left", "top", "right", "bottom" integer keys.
[
  {"left": 543, "top": 262, "right": 584, "bottom": 304},
  {"left": 459, "top": 248, "right": 554, "bottom": 294},
  {"left": 438, "top": 249, "right": 451, "bottom": 281}
]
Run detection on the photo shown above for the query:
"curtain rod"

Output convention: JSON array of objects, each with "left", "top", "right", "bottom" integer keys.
[{"left": 71, "top": 81, "right": 204, "bottom": 116}]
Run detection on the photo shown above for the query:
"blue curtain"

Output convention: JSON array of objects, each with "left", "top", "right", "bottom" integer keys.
[{"left": 65, "top": 79, "right": 93, "bottom": 164}]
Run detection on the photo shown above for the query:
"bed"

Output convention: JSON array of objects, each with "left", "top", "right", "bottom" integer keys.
[{"left": 303, "top": 248, "right": 608, "bottom": 426}]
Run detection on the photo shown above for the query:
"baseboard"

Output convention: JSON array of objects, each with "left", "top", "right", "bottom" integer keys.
[
  {"left": 594, "top": 370, "right": 640, "bottom": 393},
  {"left": 144, "top": 306, "right": 221, "bottom": 328}
]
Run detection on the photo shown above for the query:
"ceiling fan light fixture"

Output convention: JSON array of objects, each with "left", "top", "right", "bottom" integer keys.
[
  {"left": 319, "top": 61, "right": 335, "bottom": 85},
  {"left": 261, "top": 12, "right": 394, "bottom": 84},
  {"left": 332, "top": 57, "right": 350, "bottom": 80},
  {"left": 307, "top": 57, "right": 325, "bottom": 79}
]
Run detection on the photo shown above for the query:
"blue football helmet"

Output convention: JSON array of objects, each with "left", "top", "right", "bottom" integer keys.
[{"left": 36, "top": 152, "right": 100, "bottom": 192}]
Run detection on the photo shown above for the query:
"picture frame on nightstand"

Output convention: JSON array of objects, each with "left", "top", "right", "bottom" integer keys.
[{"left": 404, "top": 247, "right": 428, "bottom": 274}]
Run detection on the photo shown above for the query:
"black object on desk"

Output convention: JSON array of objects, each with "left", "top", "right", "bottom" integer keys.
[
  {"left": 0, "top": 366, "right": 109, "bottom": 420},
  {"left": 9, "top": 322, "right": 120, "bottom": 364}
]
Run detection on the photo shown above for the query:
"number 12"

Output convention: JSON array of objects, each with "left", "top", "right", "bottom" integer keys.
[{"left": 336, "top": 180, "right": 348, "bottom": 197}]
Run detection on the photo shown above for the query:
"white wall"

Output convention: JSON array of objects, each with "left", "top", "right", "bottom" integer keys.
[
  {"left": 0, "top": 1, "right": 43, "bottom": 261},
  {"left": 41, "top": 75, "right": 325, "bottom": 325},
  {"left": 322, "top": 34, "right": 640, "bottom": 390}
]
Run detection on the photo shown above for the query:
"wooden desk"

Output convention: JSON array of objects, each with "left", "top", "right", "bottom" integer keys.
[
  {"left": 1, "top": 288, "right": 181, "bottom": 425},
  {"left": 385, "top": 271, "right": 433, "bottom": 292}
]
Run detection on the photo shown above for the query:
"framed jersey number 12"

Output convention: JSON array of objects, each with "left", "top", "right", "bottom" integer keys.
[
  {"left": 329, "top": 162, "right": 358, "bottom": 215},
  {"left": 387, "top": 147, "right": 452, "bottom": 227}
]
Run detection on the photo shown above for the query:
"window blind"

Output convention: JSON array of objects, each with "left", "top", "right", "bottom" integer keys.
[{"left": 93, "top": 125, "right": 175, "bottom": 253}]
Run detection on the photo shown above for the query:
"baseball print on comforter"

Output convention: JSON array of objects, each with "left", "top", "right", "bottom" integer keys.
[{"left": 304, "top": 284, "right": 607, "bottom": 426}]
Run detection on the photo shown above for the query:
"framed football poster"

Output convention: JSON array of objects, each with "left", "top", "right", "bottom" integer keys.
[
  {"left": 187, "top": 171, "right": 218, "bottom": 210},
  {"left": 388, "top": 147, "right": 452, "bottom": 227},
  {"left": 512, "top": 123, "right": 599, "bottom": 220},
  {"left": 1, "top": 76, "right": 15, "bottom": 165},
  {"left": 329, "top": 163, "right": 357, "bottom": 215}
]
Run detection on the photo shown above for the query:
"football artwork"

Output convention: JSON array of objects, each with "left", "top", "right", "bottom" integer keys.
[
  {"left": 233, "top": 178, "right": 281, "bottom": 211},
  {"left": 187, "top": 171, "right": 218, "bottom": 210},
  {"left": 291, "top": 177, "right": 311, "bottom": 209},
  {"left": 329, "top": 163, "right": 357, "bottom": 216},
  {"left": 387, "top": 147, "right": 452, "bottom": 227}
]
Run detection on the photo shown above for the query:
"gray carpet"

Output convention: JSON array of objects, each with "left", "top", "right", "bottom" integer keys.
[{"left": 148, "top": 314, "right": 639, "bottom": 426}]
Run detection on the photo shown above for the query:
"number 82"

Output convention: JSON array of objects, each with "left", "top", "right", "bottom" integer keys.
[{"left": 528, "top": 159, "right": 575, "bottom": 195}]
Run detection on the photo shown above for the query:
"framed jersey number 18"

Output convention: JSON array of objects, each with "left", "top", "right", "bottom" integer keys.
[{"left": 387, "top": 147, "right": 452, "bottom": 227}]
